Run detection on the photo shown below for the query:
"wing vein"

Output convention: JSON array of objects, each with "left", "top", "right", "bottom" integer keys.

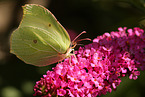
[{"left": 30, "top": 26, "right": 63, "bottom": 53}]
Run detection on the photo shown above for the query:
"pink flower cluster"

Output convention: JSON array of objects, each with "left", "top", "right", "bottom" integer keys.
[{"left": 33, "top": 27, "right": 145, "bottom": 97}]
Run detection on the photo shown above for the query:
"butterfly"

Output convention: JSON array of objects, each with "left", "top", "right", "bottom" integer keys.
[{"left": 10, "top": 4, "right": 88, "bottom": 66}]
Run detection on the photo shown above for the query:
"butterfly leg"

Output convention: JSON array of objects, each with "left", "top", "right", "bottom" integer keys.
[{"left": 69, "top": 49, "right": 78, "bottom": 65}]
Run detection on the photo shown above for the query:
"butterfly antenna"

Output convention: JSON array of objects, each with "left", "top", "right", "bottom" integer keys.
[
  {"left": 71, "top": 31, "right": 91, "bottom": 49},
  {"left": 72, "top": 31, "right": 86, "bottom": 43},
  {"left": 75, "top": 38, "right": 91, "bottom": 42}
]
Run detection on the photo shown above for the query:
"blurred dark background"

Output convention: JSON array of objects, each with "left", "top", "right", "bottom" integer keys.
[{"left": 0, "top": 0, "right": 145, "bottom": 97}]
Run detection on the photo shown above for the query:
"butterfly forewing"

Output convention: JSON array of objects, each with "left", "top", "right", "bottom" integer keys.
[{"left": 21, "top": 4, "right": 71, "bottom": 53}]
